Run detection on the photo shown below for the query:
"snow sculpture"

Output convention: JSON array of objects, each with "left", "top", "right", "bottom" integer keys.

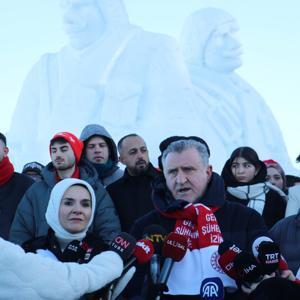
[
  {"left": 180, "top": 7, "right": 294, "bottom": 172},
  {"left": 9, "top": 0, "right": 199, "bottom": 167}
]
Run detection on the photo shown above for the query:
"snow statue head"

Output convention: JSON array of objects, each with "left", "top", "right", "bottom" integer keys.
[
  {"left": 181, "top": 7, "right": 242, "bottom": 73},
  {"left": 60, "top": 0, "right": 129, "bottom": 49}
]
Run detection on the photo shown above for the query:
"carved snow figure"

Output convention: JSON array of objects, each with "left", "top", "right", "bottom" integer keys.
[
  {"left": 9, "top": 0, "right": 198, "bottom": 166},
  {"left": 181, "top": 7, "right": 293, "bottom": 172}
]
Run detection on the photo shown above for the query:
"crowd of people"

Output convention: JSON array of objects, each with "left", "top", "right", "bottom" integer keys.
[{"left": 0, "top": 128, "right": 300, "bottom": 299}]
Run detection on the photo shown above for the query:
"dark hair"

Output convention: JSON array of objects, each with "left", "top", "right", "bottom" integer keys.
[
  {"left": 296, "top": 154, "right": 300, "bottom": 163},
  {"left": 0, "top": 132, "right": 6, "bottom": 146},
  {"left": 229, "top": 146, "right": 261, "bottom": 169},
  {"left": 286, "top": 175, "right": 300, "bottom": 187},
  {"left": 117, "top": 133, "right": 139, "bottom": 152}
]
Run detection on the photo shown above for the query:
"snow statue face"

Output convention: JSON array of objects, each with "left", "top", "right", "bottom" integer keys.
[
  {"left": 204, "top": 20, "right": 242, "bottom": 73},
  {"left": 181, "top": 7, "right": 242, "bottom": 73},
  {"left": 60, "top": 0, "right": 105, "bottom": 49}
]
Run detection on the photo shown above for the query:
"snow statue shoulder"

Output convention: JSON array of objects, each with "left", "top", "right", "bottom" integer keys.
[
  {"left": 9, "top": 0, "right": 200, "bottom": 167},
  {"left": 180, "top": 7, "right": 293, "bottom": 172}
]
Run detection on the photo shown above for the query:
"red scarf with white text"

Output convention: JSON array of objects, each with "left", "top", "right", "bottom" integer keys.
[
  {"left": 0, "top": 156, "right": 14, "bottom": 186},
  {"left": 161, "top": 203, "right": 223, "bottom": 250}
]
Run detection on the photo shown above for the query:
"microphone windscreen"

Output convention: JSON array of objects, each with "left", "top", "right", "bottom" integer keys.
[
  {"left": 162, "top": 232, "right": 188, "bottom": 262},
  {"left": 134, "top": 238, "right": 154, "bottom": 264},
  {"left": 218, "top": 242, "right": 242, "bottom": 280},
  {"left": 257, "top": 241, "right": 281, "bottom": 274},
  {"left": 200, "top": 277, "right": 224, "bottom": 300},
  {"left": 233, "top": 251, "right": 262, "bottom": 283},
  {"left": 143, "top": 224, "right": 167, "bottom": 253},
  {"left": 109, "top": 232, "right": 136, "bottom": 261},
  {"left": 252, "top": 236, "right": 273, "bottom": 257}
]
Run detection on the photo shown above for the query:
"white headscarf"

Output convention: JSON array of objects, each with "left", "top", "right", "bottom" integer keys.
[{"left": 45, "top": 178, "right": 96, "bottom": 240}]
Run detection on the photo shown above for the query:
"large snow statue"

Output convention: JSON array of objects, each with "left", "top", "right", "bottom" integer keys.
[
  {"left": 9, "top": 0, "right": 199, "bottom": 167},
  {"left": 181, "top": 7, "right": 294, "bottom": 172}
]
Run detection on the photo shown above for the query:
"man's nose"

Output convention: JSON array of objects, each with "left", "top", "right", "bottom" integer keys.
[
  {"left": 176, "top": 171, "right": 187, "bottom": 184},
  {"left": 94, "top": 145, "right": 101, "bottom": 152}
]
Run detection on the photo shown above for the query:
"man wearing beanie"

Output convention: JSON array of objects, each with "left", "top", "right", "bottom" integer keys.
[
  {"left": 0, "top": 133, "right": 34, "bottom": 240},
  {"left": 10, "top": 132, "right": 121, "bottom": 245},
  {"left": 80, "top": 124, "right": 123, "bottom": 187}
]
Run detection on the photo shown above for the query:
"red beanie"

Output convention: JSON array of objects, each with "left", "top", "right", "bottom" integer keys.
[{"left": 50, "top": 132, "right": 83, "bottom": 163}]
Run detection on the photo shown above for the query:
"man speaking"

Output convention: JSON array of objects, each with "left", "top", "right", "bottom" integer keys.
[{"left": 128, "top": 137, "right": 267, "bottom": 299}]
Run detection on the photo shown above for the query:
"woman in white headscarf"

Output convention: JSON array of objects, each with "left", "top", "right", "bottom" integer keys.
[{"left": 23, "top": 178, "right": 107, "bottom": 264}]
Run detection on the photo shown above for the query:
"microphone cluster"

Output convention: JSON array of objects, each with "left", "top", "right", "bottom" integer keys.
[{"left": 218, "top": 237, "right": 284, "bottom": 287}]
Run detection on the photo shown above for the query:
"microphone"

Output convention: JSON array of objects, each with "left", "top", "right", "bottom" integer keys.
[
  {"left": 123, "top": 238, "right": 154, "bottom": 272},
  {"left": 106, "top": 237, "right": 154, "bottom": 300},
  {"left": 252, "top": 236, "right": 288, "bottom": 273},
  {"left": 218, "top": 241, "right": 242, "bottom": 280},
  {"left": 218, "top": 241, "right": 263, "bottom": 286},
  {"left": 143, "top": 225, "right": 167, "bottom": 284},
  {"left": 109, "top": 232, "right": 136, "bottom": 261},
  {"left": 200, "top": 277, "right": 224, "bottom": 300},
  {"left": 233, "top": 251, "right": 263, "bottom": 285},
  {"left": 157, "top": 232, "right": 188, "bottom": 294}
]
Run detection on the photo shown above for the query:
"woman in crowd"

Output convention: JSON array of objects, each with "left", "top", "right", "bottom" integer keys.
[
  {"left": 264, "top": 159, "right": 288, "bottom": 195},
  {"left": 23, "top": 178, "right": 109, "bottom": 299},
  {"left": 221, "top": 147, "right": 286, "bottom": 228}
]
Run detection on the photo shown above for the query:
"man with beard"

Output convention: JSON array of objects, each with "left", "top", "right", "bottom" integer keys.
[
  {"left": 107, "top": 134, "right": 161, "bottom": 232},
  {"left": 10, "top": 132, "right": 121, "bottom": 245}
]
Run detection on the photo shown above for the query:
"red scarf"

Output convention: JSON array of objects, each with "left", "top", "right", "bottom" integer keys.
[
  {"left": 161, "top": 203, "right": 223, "bottom": 250},
  {"left": 55, "top": 165, "right": 80, "bottom": 182},
  {"left": 0, "top": 156, "right": 14, "bottom": 186}
]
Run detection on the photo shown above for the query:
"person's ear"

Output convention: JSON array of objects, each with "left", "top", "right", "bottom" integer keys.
[
  {"left": 206, "top": 165, "right": 213, "bottom": 181},
  {"left": 4, "top": 146, "right": 9, "bottom": 156}
]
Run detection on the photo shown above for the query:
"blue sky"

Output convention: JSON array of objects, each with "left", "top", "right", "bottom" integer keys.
[{"left": 1, "top": 0, "right": 299, "bottom": 168}]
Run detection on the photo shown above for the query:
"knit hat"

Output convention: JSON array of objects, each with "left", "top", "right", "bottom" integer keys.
[
  {"left": 22, "top": 161, "right": 44, "bottom": 175},
  {"left": 264, "top": 159, "right": 287, "bottom": 193},
  {"left": 0, "top": 132, "right": 6, "bottom": 146},
  {"left": 50, "top": 132, "right": 83, "bottom": 163},
  {"left": 45, "top": 178, "right": 96, "bottom": 240},
  {"left": 158, "top": 135, "right": 210, "bottom": 170}
]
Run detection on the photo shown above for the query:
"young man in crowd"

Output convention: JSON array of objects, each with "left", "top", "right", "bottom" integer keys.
[
  {"left": 80, "top": 124, "right": 123, "bottom": 187},
  {"left": 107, "top": 134, "right": 161, "bottom": 232},
  {"left": 0, "top": 133, "right": 34, "bottom": 239},
  {"left": 10, "top": 131, "right": 120, "bottom": 245}
]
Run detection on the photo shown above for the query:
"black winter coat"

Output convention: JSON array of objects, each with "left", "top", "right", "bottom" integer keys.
[
  {"left": 125, "top": 173, "right": 267, "bottom": 300},
  {"left": 107, "top": 164, "right": 161, "bottom": 232},
  {"left": 0, "top": 172, "right": 33, "bottom": 239}
]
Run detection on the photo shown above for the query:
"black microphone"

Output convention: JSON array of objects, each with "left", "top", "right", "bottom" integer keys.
[
  {"left": 233, "top": 251, "right": 263, "bottom": 286},
  {"left": 156, "top": 232, "right": 188, "bottom": 299},
  {"left": 252, "top": 236, "right": 283, "bottom": 275},
  {"left": 109, "top": 232, "right": 136, "bottom": 261},
  {"left": 143, "top": 225, "right": 167, "bottom": 284}
]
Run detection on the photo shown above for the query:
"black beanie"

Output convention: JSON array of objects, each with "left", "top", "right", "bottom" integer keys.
[{"left": 158, "top": 135, "right": 210, "bottom": 170}]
